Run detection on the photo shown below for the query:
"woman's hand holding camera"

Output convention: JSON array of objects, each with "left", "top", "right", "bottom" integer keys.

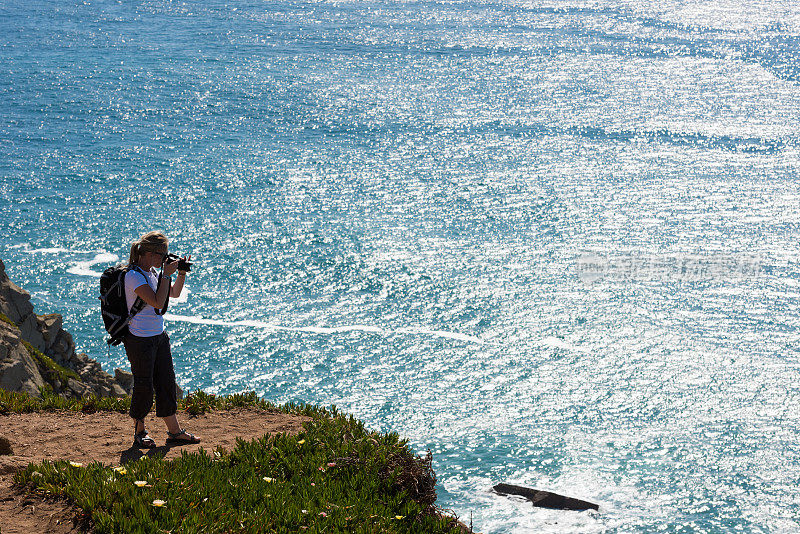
[
  {"left": 177, "top": 255, "right": 191, "bottom": 276},
  {"left": 162, "top": 255, "right": 191, "bottom": 277},
  {"left": 163, "top": 257, "right": 179, "bottom": 277}
]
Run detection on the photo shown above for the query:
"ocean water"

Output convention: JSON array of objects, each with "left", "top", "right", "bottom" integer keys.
[{"left": 2, "top": 0, "right": 800, "bottom": 531}]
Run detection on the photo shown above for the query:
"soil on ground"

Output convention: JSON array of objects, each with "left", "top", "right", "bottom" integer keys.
[{"left": 0, "top": 408, "right": 311, "bottom": 533}]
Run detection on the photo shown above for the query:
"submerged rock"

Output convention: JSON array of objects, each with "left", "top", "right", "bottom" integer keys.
[{"left": 493, "top": 483, "right": 599, "bottom": 511}]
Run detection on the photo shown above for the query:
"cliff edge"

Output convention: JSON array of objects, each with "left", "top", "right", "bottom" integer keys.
[{"left": 0, "top": 258, "right": 129, "bottom": 399}]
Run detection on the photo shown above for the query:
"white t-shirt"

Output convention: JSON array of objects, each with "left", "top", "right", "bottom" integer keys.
[{"left": 124, "top": 266, "right": 165, "bottom": 337}]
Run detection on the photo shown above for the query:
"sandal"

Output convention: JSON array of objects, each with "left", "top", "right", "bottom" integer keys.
[
  {"left": 133, "top": 420, "right": 156, "bottom": 449},
  {"left": 166, "top": 429, "right": 201, "bottom": 445}
]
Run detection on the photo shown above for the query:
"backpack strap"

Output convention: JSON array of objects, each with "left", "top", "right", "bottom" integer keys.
[
  {"left": 157, "top": 284, "right": 169, "bottom": 315},
  {"left": 153, "top": 268, "right": 170, "bottom": 316},
  {"left": 127, "top": 266, "right": 149, "bottom": 314}
]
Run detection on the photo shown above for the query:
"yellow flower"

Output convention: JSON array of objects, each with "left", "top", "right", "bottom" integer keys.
[
  {"left": 395, "top": 516, "right": 405, "bottom": 520},
  {"left": 112, "top": 467, "right": 127, "bottom": 475},
  {"left": 69, "top": 461, "right": 83, "bottom": 468},
  {"left": 134, "top": 480, "right": 148, "bottom": 487},
  {"left": 152, "top": 499, "right": 166, "bottom": 507},
  {"left": 297, "top": 439, "right": 306, "bottom": 445},
  {"left": 262, "top": 477, "right": 275, "bottom": 483}
]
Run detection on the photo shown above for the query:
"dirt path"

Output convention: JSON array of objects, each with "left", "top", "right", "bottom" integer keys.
[{"left": 0, "top": 408, "right": 311, "bottom": 533}]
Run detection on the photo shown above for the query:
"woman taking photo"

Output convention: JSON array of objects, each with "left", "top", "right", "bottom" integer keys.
[{"left": 124, "top": 231, "right": 200, "bottom": 448}]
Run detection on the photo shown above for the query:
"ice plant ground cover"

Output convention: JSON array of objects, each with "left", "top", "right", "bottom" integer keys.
[{"left": 7, "top": 389, "right": 464, "bottom": 533}]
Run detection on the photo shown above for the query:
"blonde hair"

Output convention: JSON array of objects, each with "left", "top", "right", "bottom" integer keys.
[{"left": 128, "top": 231, "right": 169, "bottom": 266}]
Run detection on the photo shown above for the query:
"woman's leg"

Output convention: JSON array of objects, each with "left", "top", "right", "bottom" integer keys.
[
  {"left": 152, "top": 332, "right": 179, "bottom": 421},
  {"left": 162, "top": 413, "right": 182, "bottom": 434},
  {"left": 124, "top": 334, "right": 158, "bottom": 429}
]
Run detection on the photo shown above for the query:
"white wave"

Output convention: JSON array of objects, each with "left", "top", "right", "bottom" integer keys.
[
  {"left": 26, "top": 247, "right": 73, "bottom": 253},
  {"left": 395, "top": 326, "right": 484, "bottom": 343},
  {"left": 163, "top": 314, "right": 256, "bottom": 328},
  {"left": 169, "top": 288, "right": 190, "bottom": 304},
  {"left": 288, "top": 324, "right": 385, "bottom": 334},
  {"left": 67, "top": 252, "right": 119, "bottom": 278},
  {"left": 164, "top": 313, "right": 482, "bottom": 343},
  {"left": 14, "top": 244, "right": 96, "bottom": 254}
]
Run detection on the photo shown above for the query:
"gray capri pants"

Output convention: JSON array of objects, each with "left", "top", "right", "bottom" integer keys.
[{"left": 123, "top": 331, "right": 178, "bottom": 420}]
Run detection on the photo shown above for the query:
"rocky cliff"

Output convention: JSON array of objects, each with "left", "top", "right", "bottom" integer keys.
[{"left": 0, "top": 258, "right": 130, "bottom": 398}]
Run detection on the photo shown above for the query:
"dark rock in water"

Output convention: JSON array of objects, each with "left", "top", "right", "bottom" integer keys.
[{"left": 493, "top": 483, "right": 599, "bottom": 511}]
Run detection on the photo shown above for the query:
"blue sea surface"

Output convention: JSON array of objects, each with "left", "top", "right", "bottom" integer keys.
[{"left": 3, "top": 0, "right": 800, "bottom": 531}]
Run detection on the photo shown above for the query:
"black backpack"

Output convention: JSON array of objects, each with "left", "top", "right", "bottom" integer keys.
[{"left": 99, "top": 264, "right": 146, "bottom": 346}]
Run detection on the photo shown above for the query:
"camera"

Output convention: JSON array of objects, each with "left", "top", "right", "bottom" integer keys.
[{"left": 165, "top": 253, "right": 193, "bottom": 272}]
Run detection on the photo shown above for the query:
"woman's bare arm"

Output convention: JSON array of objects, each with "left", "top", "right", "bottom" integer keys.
[
  {"left": 134, "top": 275, "right": 171, "bottom": 309},
  {"left": 170, "top": 272, "right": 186, "bottom": 298},
  {"left": 170, "top": 256, "right": 190, "bottom": 298}
]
